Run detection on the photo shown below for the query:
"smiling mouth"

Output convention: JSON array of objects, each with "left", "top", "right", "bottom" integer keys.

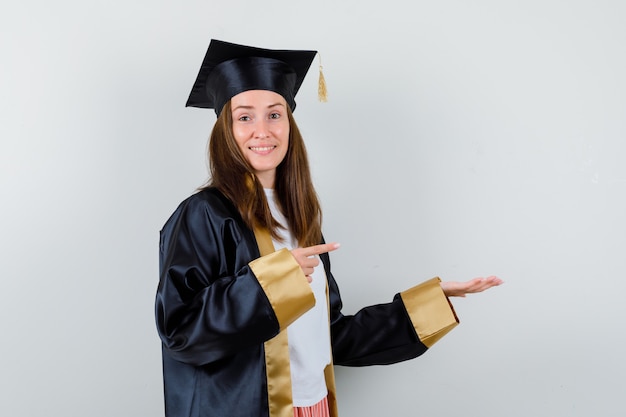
[{"left": 249, "top": 146, "right": 276, "bottom": 152}]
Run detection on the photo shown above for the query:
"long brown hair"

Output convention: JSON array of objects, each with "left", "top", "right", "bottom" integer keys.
[{"left": 201, "top": 100, "right": 323, "bottom": 247}]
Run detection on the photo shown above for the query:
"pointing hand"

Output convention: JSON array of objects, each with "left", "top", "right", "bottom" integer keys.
[{"left": 291, "top": 243, "right": 340, "bottom": 283}]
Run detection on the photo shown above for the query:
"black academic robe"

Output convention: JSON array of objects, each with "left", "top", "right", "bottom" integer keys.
[{"left": 155, "top": 187, "right": 458, "bottom": 417}]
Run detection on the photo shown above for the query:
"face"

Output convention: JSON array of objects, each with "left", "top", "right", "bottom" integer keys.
[{"left": 230, "top": 90, "right": 290, "bottom": 189}]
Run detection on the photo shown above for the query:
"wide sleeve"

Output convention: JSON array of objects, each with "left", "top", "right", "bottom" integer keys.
[
  {"left": 155, "top": 194, "right": 314, "bottom": 367},
  {"left": 321, "top": 252, "right": 458, "bottom": 367}
]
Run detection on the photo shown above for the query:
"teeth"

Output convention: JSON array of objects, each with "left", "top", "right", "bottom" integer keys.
[{"left": 250, "top": 146, "right": 275, "bottom": 151}]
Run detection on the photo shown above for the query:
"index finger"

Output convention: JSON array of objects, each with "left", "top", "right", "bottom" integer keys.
[{"left": 301, "top": 242, "right": 341, "bottom": 257}]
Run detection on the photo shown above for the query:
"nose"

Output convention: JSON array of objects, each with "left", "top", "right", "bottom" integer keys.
[{"left": 254, "top": 120, "right": 269, "bottom": 139}]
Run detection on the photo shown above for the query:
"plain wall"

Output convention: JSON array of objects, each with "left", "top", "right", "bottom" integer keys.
[{"left": 2, "top": 1, "right": 625, "bottom": 416}]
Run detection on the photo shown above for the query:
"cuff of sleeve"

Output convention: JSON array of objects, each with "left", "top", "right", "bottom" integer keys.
[
  {"left": 400, "top": 277, "right": 459, "bottom": 348},
  {"left": 249, "top": 248, "right": 315, "bottom": 331}
]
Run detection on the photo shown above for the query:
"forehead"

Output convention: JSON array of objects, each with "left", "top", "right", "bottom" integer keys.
[{"left": 230, "top": 90, "right": 287, "bottom": 107}]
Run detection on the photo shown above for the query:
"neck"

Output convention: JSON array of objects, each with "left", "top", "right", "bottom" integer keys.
[{"left": 256, "top": 172, "right": 275, "bottom": 189}]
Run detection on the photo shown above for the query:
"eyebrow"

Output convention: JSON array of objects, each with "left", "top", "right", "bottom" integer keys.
[{"left": 232, "top": 102, "right": 285, "bottom": 112}]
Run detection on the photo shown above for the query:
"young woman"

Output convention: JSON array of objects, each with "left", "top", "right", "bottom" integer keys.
[{"left": 155, "top": 39, "right": 502, "bottom": 417}]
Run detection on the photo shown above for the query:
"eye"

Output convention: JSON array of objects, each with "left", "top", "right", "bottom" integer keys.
[
  {"left": 269, "top": 112, "right": 281, "bottom": 120},
  {"left": 237, "top": 115, "right": 251, "bottom": 122}
]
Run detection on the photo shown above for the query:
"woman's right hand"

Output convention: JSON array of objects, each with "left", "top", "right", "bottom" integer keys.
[{"left": 291, "top": 242, "right": 340, "bottom": 282}]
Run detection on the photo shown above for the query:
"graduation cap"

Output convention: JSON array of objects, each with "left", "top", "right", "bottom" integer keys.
[{"left": 186, "top": 39, "right": 323, "bottom": 116}]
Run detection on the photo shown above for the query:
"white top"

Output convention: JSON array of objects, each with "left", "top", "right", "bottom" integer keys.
[{"left": 264, "top": 189, "right": 331, "bottom": 407}]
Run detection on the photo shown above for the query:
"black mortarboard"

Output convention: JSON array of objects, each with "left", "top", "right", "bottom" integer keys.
[{"left": 186, "top": 39, "right": 318, "bottom": 116}]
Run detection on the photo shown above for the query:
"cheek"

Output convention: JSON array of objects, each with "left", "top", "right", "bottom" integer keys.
[
  {"left": 275, "top": 122, "right": 289, "bottom": 141},
  {"left": 232, "top": 127, "right": 249, "bottom": 149}
]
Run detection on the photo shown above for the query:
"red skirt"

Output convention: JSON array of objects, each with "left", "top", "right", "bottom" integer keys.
[{"left": 293, "top": 396, "right": 330, "bottom": 417}]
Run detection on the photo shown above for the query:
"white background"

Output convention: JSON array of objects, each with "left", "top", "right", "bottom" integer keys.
[{"left": 2, "top": 1, "right": 625, "bottom": 416}]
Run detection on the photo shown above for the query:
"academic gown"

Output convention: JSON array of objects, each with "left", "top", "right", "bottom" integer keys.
[{"left": 155, "top": 187, "right": 459, "bottom": 417}]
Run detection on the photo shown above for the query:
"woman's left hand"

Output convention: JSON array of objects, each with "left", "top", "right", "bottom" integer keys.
[{"left": 440, "top": 276, "right": 503, "bottom": 297}]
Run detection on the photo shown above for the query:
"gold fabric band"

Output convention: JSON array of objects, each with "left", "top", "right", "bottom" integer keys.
[
  {"left": 324, "top": 360, "right": 338, "bottom": 416},
  {"left": 400, "top": 277, "right": 459, "bottom": 348},
  {"left": 323, "top": 280, "right": 339, "bottom": 417},
  {"left": 253, "top": 227, "right": 293, "bottom": 417},
  {"left": 249, "top": 248, "right": 315, "bottom": 331},
  {"left": 252, "top": 226, "right": 334, "bottom": 417},
  {"left": 264, "top": 329, "right": 293, "bottom": 417}
]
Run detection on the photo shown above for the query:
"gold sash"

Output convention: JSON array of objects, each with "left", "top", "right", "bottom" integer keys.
[
  {"left": 254, "top": 227, "right": 294, "bottom": 417},
  {"left": 254, "top": 227, "right": 338, "bottom": 417}
]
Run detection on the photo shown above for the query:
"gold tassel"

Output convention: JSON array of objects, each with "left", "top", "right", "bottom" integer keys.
[{"left": 318, "top": 54, "right": 328, "bottom": 102}]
